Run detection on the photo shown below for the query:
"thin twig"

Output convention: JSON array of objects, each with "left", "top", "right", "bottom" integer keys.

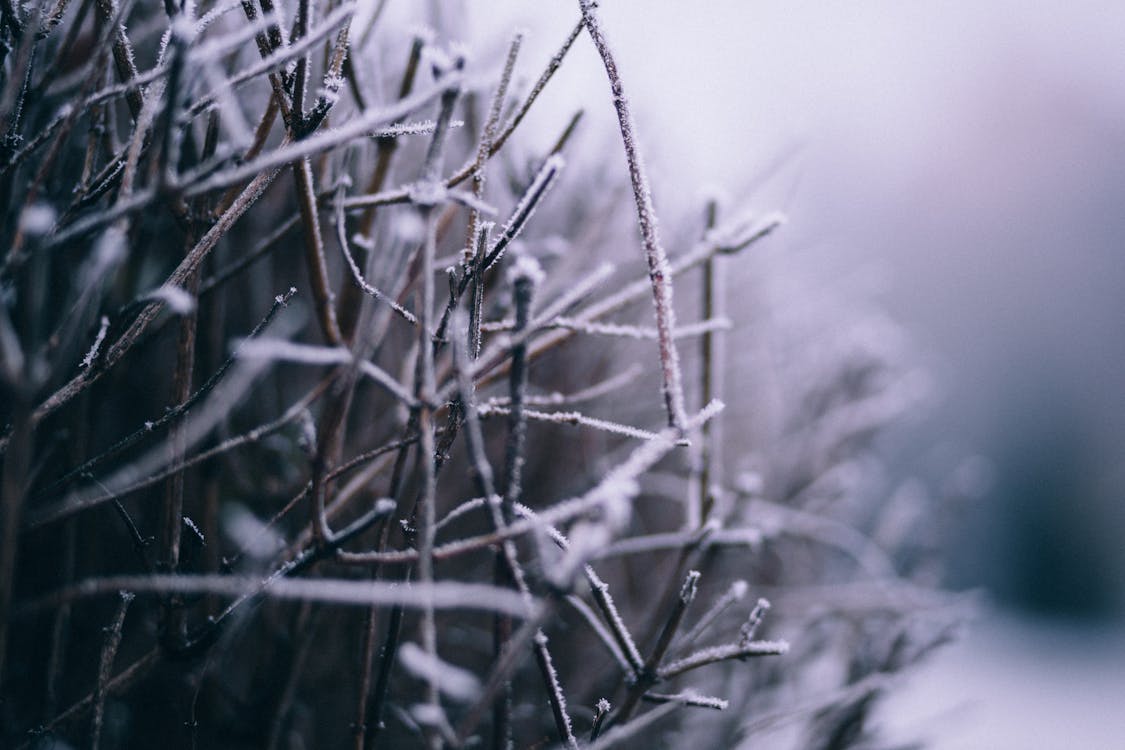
[
  {"left": 413, "top": 52, "right": 464, "bottom": 741},
  {"left": 614, "top": 570, "right": 701, "bottom": 723},
  {"left": 26, "top": 165, "right": 286, "bottom": 435},
  {"left": 452, "top": 313, "right": 576, "bottom": 748},
  {"left": 466, "top": 30, "right": 522, "bottom": 264},
  {"left": 501, "top": 256, "right": 540, "bottom": 519},
  {"left": 338, "top": 34, "right": 425, "bottom": 340},
  {"left": 90, "top": 590, "right": 134, "bottom": 750},
  {"left": 671, "top": 579, "right": 748, "bottom": 655},
  {"left": 294, "top": 156, "right": 344, "bottom": 344},
  {"left": 338, "top": 18, "right": 586, "bottom": 213},
  {"left": 18, "top": 576, "right": 537, "bottom": 618},
  {"left": 657, "top": 638, "right": 789, "bottom": 681},
  {"left": 590, "top": 698, "right": 611, "bottom": 742},
  {"left": 26, "top": 381, "right": 329, "bottom": 530},
  {"left": 585, "top": 701, "right": 679, "bottom": 750},
  {"left": 481, "top": 155, "right": 563, "bottom": 271},
  {"left": 36, "top": 289, "right": 296, "bottom": 497},
  {"left": 477, "top": 405, "right": 660, "bottom": 442},
  {"left": 578, "top": 0, "right": 686, "bottom": 431}
]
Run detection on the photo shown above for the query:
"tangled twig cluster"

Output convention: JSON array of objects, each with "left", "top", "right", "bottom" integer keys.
[{"left": 0, "top": 2, "right": 961, "bottom": 748}]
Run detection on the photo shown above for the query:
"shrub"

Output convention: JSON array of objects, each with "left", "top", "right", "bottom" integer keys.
[{"left": 0, "top": 2, "right": 960, "bottom": 748}]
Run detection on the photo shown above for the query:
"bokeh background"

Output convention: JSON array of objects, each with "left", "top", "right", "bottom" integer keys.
[{"left": 431, "top": 1, "right": 1125, "bottom": 746}]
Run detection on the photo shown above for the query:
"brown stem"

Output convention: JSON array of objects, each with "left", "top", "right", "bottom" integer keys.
[{"left": 577, "top": 0, "right": 686, "bottom": 431}]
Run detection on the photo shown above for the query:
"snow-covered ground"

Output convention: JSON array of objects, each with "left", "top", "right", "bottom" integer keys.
[{"left": 881, "top": 607, "right": 1125, "bottom": 749}]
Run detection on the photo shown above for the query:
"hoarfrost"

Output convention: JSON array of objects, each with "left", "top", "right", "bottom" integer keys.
[
  {"left": 146, "top": 285, "right": 196, "bottom": 315},
  {"left": 398, "top": 642, "right": 481, "bottom": 703},
  {"left": 20, "top": 204, "right": 56, "bottom": 236}
]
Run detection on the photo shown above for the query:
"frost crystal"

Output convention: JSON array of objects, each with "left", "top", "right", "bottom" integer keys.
[{"left": 182, "top": 516, "right": 205, "bottom": 545}]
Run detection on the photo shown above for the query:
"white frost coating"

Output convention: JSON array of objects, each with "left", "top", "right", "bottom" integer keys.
[
  {"left": 707, "top": 210, "right": 788, "bottom": 252},
  {"left": 673, "top": 578, "right": 752, "bottom": 653},
  {"left": 532, "top": 631, "right": 575, "bottom": 741},
  {"left": 739, "top": 597, "right": 771, "bottom": 645},
  {"left": 447, "top": 40, "right": 472, "bottom": 66},
  {"left": 408, "top": 703, "right": 451, "bottom": 734},
  {"left": 508, "top": 155, "right": 564, "bottom": 237},
  {"left": 421, "top": 42, "right": 454, "bottom": 74},
  {"left": 31, "top": 576, "right": 537, "bottom": 618},
  {"left": 406, "top": 24, "right": 437, "bottom": 48},
  {"left": 93, "top": 226, "right": 128, "bottom": 269},
  {"left": 80, "top": 316, "right": 110, "bottom": 370},
  {"left": 393, "top": 210, "right": 426, "bottom": 244},
  {"left": 596, "top": 476, "right": 637, "bottom": 532},
  {"left": 236, "top": 339, "right": 415, "bottom": 406},
  {"left": 555, "top": 521, "right": 612, "bottom": 585},
  {"left": 506, "top": 251, "right": 545, "bottom": 288},
  {"left": 182, "top": 516, "right": 205, "bottom": 544},
  {"left": 577, "top": 0, "right": 687, "bottom": 430},
  {"left": 316, "top": 75, "right": 344, "bottom": 106},
  {"left": 147, "top": 285, "right": 196, "bottom": 315},
  {"left": 221, "top": 504, "right": 285, "bottom": 561},
  {"left": 372, "top": 119, "right": 463, "bottom": 139},
  {"left": 20, "top": 204, "right": 57, "bottom": 236},
  {"left": 337, "top": 216, "right": 419, "bottom": 325},
  {"left": 485, "top": 154, "right": 565, "bottom": 269},
  {"left": 546, "top": 315, "right": 731, "bottom": 342},
  {"left": 398, "top": 642, "right": 481, "bottom": 703},
  {"left": 297, "top": 408, "right": 317, "bottom": 455},
  {"left": 476, "top": 405, "right": 659, "bottom": 442},
  {"left": 170, "top": 15, "right": 197, "bottom": 45},
  {"left": 183, "top": 68, "right": 460, "bottom": 197},
  {"left": 647, "top": 690, "right": 729, "bottom": 711}
]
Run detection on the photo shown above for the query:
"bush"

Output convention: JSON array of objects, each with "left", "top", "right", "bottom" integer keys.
[{"left": 0, "top": 2, "right": 960, "bottom": 748}]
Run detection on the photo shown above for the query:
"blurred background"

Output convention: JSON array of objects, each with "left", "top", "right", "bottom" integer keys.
[{"left": 439, "top": 1, "right": 1125, "bottom": 746}]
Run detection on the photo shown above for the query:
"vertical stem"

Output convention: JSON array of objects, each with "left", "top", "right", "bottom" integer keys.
[
  {"left": 415, "top": 205, "right": 441, "bottom": 727},
  {"left": 689, "top": 200, "right": 719, "bottom": 528},
  {"left": 453, "top": 318, "right": 576, "bottom": 749},
  {"left": 590, "top": 698, "right": 611, "bottom": 742},
  {"left": 467, "top": 223, "right": 492, "bottom": 360},
  {"left": 577, "top": 0, "right": 687, "bottom": 431},
  {"left": 339, "top": 35, "right": 424, "bottom": 341},
  {"left": 292, "top": 0, "right": 314, "bottom": 124},
  {"left": 465, "top": 32, "right": 522, "bottom": 263},
  {"left": 412, "top": 57, "right": 463, "bottom": 744},
  {"left": 353, "top": 597, "right": 379, "bottom": 750},
  {"left": 366, "top": 588, "right": 406, "bottom": 749},
  {"left": 91, "top": 591, "right": 134, "bottom": 750},
  {"left": 93, "top": 0, "right": 143, "bottom": 120},
  {"left": 294, "top": 156, "right": 343, "bottom": 345},
  {"left": 0, "top": 397, "right": 30, "bottom": 688},
  {"left": 495, "top": 258, "right": 536, "bottom": 749},
  {"left": 490, "top": 553, "right": 513, "bottom": 750},
  {"left": 44, "top": 517, "right": 76, "bottom": 715},
  {"left": 501, "top": 258, "right": 540, "bottom": 520},
  {"left": 614, "top": 570, "right": 700, "bottom": 724},
  {"left": 699, "top": 200, "right": 720, "bottom": 522},
  {"left": 266, "top": 603, "right": 320, "bottom": 750},
  {"left": 160, "top": 253, "right": 199, "bottom": 645},
  {"left": 364, "top": 421, "right": 419, "bottom": 749}
]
